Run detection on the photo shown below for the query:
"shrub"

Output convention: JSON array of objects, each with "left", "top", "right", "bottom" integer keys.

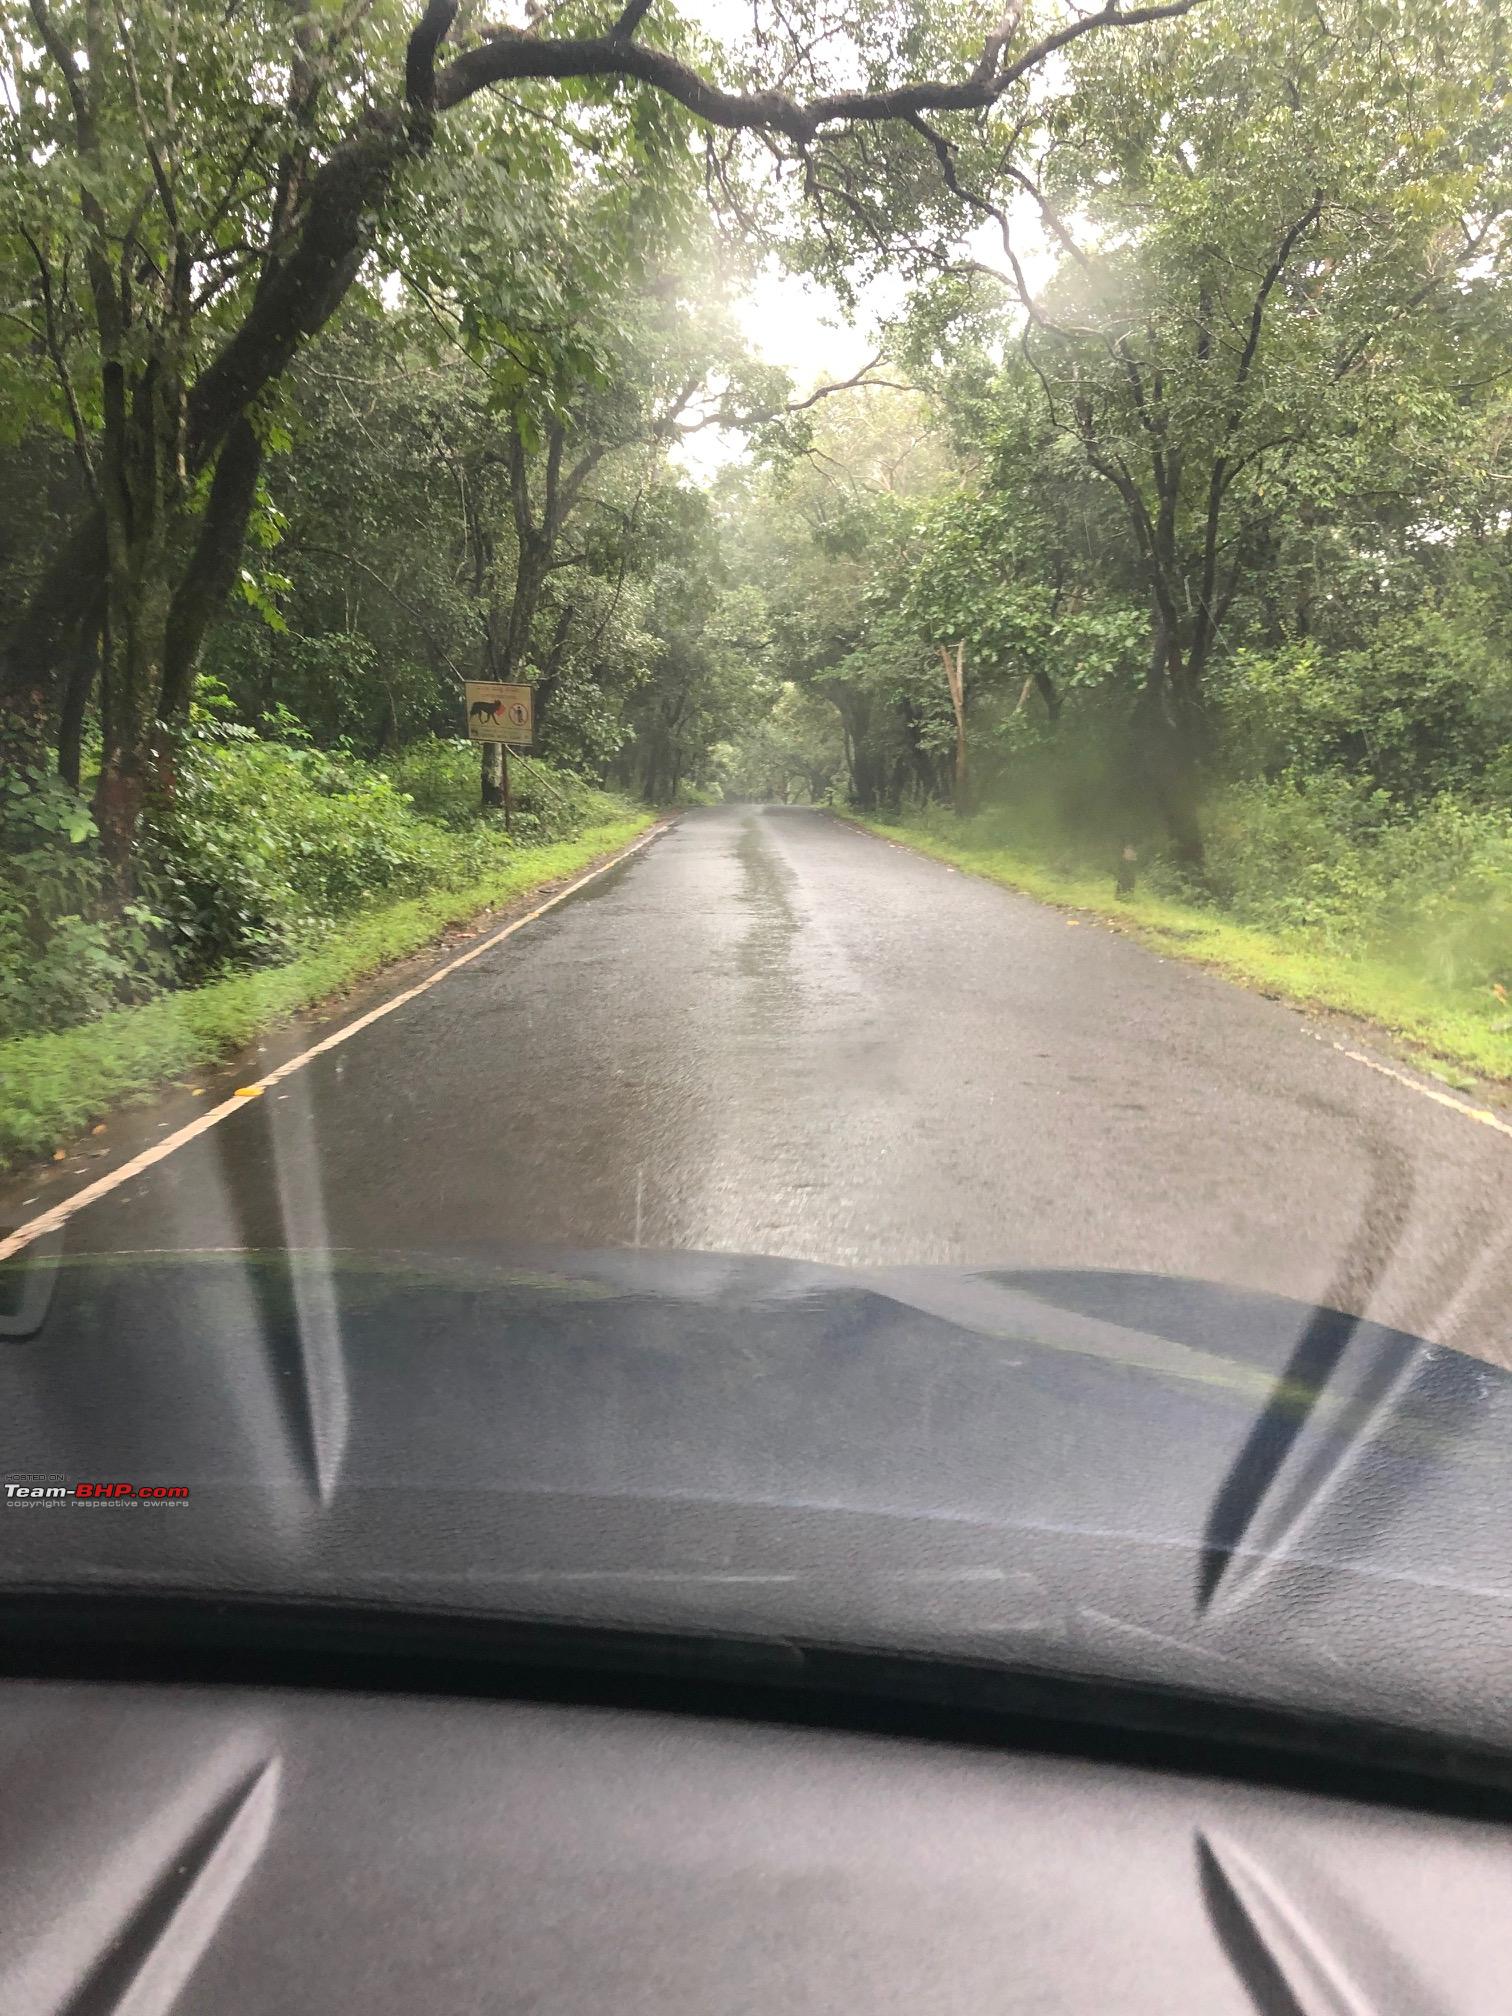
[
  {"left": 0, "top": 758, "right": 173, "bottom": 1041},
  {"left": 384, "top": 739, "right": 617, "bottom": 837},
  {"left": 382, "top": 738, "right": 482, "bottom": 825},
  {"left": 1367, "top": 799, "right": 1512, "bottom": 991},
  {"left": 1203, "top": 772, "right": 1394, "bottom": 936},
  {"left": 140, "top": 735, "right": 494, "bottom": 977},
  {"left": 1204, "top": 772, "right": 1512, "bottom": 987},
  {"left": 1, "top": 726, "right": 634, "bottom": 1044}
]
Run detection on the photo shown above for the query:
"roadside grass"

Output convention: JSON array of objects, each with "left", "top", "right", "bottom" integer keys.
[
  {"left": 0, "top": 813, "right": 654, "bottom": 1170},
  {"left": 849, "top": 811, "right": 1512, "bottom": 1089}
]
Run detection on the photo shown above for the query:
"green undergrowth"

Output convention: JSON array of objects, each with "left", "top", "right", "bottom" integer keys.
[
  {"left": 851, "top": 808, "right": 1512, "bottom": 1090},
  {"left": 0, "top": 813, "right": 653, "bottom": 1169}
]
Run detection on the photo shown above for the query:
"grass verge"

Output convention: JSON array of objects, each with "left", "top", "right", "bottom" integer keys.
[
  {"left": 0, "top": 813, "right": 655, "bottom": 1169},
  {"left": 849, "top": 812, "right": 1512, "bottom": 1090}
]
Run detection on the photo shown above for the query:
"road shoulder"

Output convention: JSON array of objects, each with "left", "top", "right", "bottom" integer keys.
[
  {"left": 840, "top": 809, "right": 1512, "bottom": 1120},
  {"left": 0, "top": 814, "right": 669, "bottom": 1214}
]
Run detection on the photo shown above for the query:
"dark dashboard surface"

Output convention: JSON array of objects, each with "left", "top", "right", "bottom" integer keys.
[
  {"left": 6, "top": 1246, "right": 1512, "bottom": 2011},
  {"left": 5, "top": 1681, "right": 1511, "bottom": 2016}
]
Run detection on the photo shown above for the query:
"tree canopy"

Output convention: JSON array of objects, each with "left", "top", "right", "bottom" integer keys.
[{"left": 2, "top": 0, "right": 1510, "bottom": 1048}]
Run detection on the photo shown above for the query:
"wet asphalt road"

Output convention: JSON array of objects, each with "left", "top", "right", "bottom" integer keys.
[{"left": 38, "top": 806, "right": 1512, "bottom": 1362}]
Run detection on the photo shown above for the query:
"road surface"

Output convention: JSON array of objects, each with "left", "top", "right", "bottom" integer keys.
[{"left": 10, "top": 806, "right": 1512, "bottom": 1363}]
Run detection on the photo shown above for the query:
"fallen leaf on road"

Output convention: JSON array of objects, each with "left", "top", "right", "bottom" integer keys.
[
  {"left": 190, "top": 1088, "right": 205, "bottom": 1097},
  {"left": 234, "top": 1086, "right": 263, "bottom": 1099},
  {"left": 1066, "top": 919, "right": 1080, "bottom": 927},
  {"left": 90, "top": 1122, "right": 107, "bottom": 1135},
  {"left": 52, "top": 1149, "right": 65, "bottom": 1162}
]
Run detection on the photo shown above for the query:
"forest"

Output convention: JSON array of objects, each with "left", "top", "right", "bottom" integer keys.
[{"left": 2, "top": 0, "right": 1511, "bottom": 1158}]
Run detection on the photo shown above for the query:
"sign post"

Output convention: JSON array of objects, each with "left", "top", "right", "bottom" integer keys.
[{"left": 464, "top": 681, "right": 534, "bottom": 831}]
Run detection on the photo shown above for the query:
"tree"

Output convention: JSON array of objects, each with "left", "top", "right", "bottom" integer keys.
[
  {"left": 720, "top": 381, "right": 958, "bottom": 807},
  {"left": 935, "top": 0, "right": 1512, "bottom": 858},
  {"left": 719, "top": 682, "right": 846, "bottom": 802},
  {"left": 0, "top": 0, "right": 1202, "bottom": 883}
]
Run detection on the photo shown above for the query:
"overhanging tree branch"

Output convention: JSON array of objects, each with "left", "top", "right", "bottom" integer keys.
[
  {"left": 4, "top": 0, "right": 1210, "bottom": 858},
  {"left": 433, "top": 0, "right": 1206, "bottom": 135},
  {"left": 181, "top": 0, "right": 1205, "bottom": 478},
  {"left": 405, "top": 0, "right": 459, "bottom": 111},
  {"left": 670, "top": 354, "right": 916, "bottom": 436}
]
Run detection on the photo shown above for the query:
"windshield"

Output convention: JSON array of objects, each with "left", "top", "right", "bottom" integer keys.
[{"left": 1, "top": 0, "right": 1510, "bottom": 1710}]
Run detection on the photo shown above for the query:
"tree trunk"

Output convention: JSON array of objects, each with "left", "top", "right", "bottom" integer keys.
[
  {"left": 482, "top": 740, "right": 505, "bottom": 807},
  {"left": 850, "top": 740, "right": 885, "bottom": 812},
  {"left": 1153, "top": 742, "right": 1205, "bottom": 869},
  {"left": 160, "top": 421, "right": 264, "bottom": 728},
  {"left": 1032, "top": 668, "right": 1063, "bottom": 721},
  {"left": 0, "top": 515, "right": 107, "bottom": 776},
  {"left": 530, "top": 601, "right": 574, "bottom": 743},
  {"left": 829, "top": 690, "right": 880, "bottom": 809},
  {"left": 94, "top": 562, "right": 173, "bottom": 890},
  {"left": 1132, "top": 617, "right": 1206, "bottom": 871},
  {"left": 1, "top": 114, "right": 407, "bottom": 857},
  {"left": 56, "top": 608, "right": 102, "bottom": 791}
]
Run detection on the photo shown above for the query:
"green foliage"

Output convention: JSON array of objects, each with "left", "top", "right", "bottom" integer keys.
[
  {"left": 0, "top": 812, "right": 653, "bottom": 1167},
  {"left": 385, "top": 739, "right": 617, "bottom": 834},
  {"left": 141, "top": 737, "right": 460, "bottom": 976},
  {"left": 1213, "top": 605, "right": 1512, "bottom": 806},
  {"left": 0, "top": 754, "right": 171, "bottom": 1040},
  {"left": 1206, "top": 776, "right": 1512, "bottom": 991},
  {"left": 864, "top": 804, "right": 1512, "bottom": 1083},
  {"left": 0, "top": 723, "right": 632, "bottom": 1047},
  {"left": 718, "top": 683, "right": 847, "bottom": 803},
  {"left": 5, "top": 0, "right": 1512, "bottom": 1099},
  {"left": 711, "top": 0, "right": 1512, "bottom": 1035}
]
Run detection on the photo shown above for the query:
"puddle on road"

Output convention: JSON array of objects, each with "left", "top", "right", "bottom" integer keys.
[{"left": 735, "top": 815, "right": 804, "bottom": 998}]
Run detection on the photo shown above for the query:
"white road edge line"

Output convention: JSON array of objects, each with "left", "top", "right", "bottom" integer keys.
[
  {"left": 0, "top": 820, "right": 670, "bottom": 1265},
  {"left": 851, "top": 821, "right": 1512, "bottom": 1143},
  {"left": 1332, "top": 1043, "right": 1512, "bottom": 1142}
]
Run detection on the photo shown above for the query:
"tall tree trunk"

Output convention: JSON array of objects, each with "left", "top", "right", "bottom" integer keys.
[
  {"left": 1133, "top": 613, "right": 1206, "bottom": 870},
  {"left": 828, "top": 690, "right": 878, "bottom": 808},
  {"left": 94, "top": 564, "right": 173, "bottom": 889},
  {"left": 91, "top": 356, "right": 177, "bottom": 889},
  {"left": 160, "top": 422, "right": 264, "bottom": 728},
  {"left": 851, "top": 740, "right": 884, "bottom": 811},
  {"left": 530, "top": 602, "right": 575, "bottom": 743}
]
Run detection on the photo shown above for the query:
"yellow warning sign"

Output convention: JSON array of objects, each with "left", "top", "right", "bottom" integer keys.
[{"left": 464, "top": 681, "right": 533, "bottom": 746}]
